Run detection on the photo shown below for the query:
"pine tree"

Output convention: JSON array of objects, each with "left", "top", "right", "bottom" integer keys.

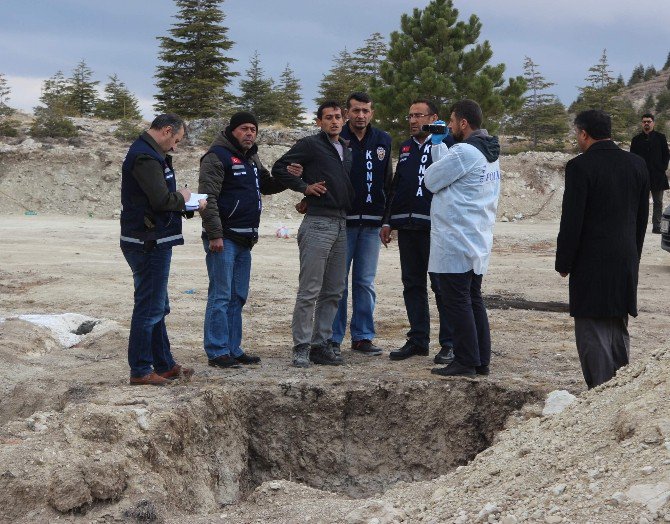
[
  {"left": 0, "top": 73, "right": 11, "bottom": 115},
  {"left": 511, "top": 57, "right": 568, "bottom": 149},
  {"left": 643, "top": 65, "right": 657, "bottom": 81},
  {"left": 316, "top": 49, "right": 367, "bottom": 107},
  {"left": 571, "top": 50, "right": 637, "bottom": 141},
  {"left": 616, "top": 74, "right": 625, "bottom": 86},
  {"left": 371, "top": 0, "right": 526, "bottom": 142},
  {"left": 352, "top": 32, "right": 388, "bottom": 88},
  {"left": 642, "top": 93, "right": 656, "bottom": 113},
  {"left": 628, "top": 64, "right": 644, "bottom": 86},
  {"left": 276, "top": 64, "right": 305, "bottom": 127},
  {"left": 155, "top": 0, "right": 237, "bottom": 118},
  {"left": 38, "top": 71, "right": 71, "bottom": 115},
  {"left": 94, "top": 74, "right": 142, "bottom": 120},
  {"left": 238, "top": 50, "right": 280, "bottom": 123},
  {"left": 664, "top": 52, "right": 670, "bottom": 71},
  {"left": 66, "top": 60, "right": 100, "bottom": 117}
]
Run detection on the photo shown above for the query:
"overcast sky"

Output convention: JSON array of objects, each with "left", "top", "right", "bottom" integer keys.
[{"left": 2, "top": 0, "right": 669, "bottom": 120}]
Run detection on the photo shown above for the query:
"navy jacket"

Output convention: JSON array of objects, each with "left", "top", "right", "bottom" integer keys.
[{"left": 341, "top": 123, "right": 392, "bottom": 227}]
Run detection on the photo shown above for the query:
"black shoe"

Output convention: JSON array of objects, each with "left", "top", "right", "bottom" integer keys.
[
  {"left": 329, "top": 340, "right": 342, "bottom": 359},
  {"left": 235, "top": 353, "right": 261, "bottom": 365},
  {"left": 431, "top": 360, "right": 476, "bottom": 377},
  {"left": 310, "top": 344, "right": 343, "bottom": 366},
  {"left": 475, "top": 364, "right": 490, "bottom": 376},
  {"left": 208, "top": 355, "right": 242, "bottom": 369},
  {"left": 352, "top": 339, "right": 383, "bottom": 356},
  {"left": 434, "top": 345, "right": 455, "bottom": 365},
  {"left": 389, "top": 342, "right": 428, "bottom": 361}
]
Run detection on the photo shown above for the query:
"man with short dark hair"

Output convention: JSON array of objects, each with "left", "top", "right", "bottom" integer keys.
[
  {"left": 120, "top": 113, "right": 196, "bottom": 386},
  {"left": 556, "top": 109, "right": 649, "bottom": 389},
  {"left": 199, "top": 111, "right": 298, "bottom": 370},
  {"left": 273, "top": 101, "right": 354, "bottom": 367},
  {"left": 630, "top": 113, "right": 670, "bottom": 233},
  {"left": 381, "top": 99, "right": 454, "bottom": 363},
  {"left": 328, "top": 92, "right": 393, "bottom": 357},
  {"left": 425, "top": 99, "right": 500, "bottom": 377}
]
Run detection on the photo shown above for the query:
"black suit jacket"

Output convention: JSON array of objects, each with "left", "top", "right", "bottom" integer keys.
[
  {"left": 630, "top": 130, "right": 670, "bottom": 191},
  {"left": 555, "top": 140, "right": 649, "bottom": 317}
]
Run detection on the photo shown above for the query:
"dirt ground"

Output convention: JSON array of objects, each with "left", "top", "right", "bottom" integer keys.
[{"left": 0, "top": 213, "right": 669, "bottom": 523}]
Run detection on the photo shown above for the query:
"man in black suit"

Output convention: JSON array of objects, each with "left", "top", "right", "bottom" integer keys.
[
  {"left": 556, "top": 110, "right": 649, "bottom": 389},
  {"left": 630, "top": 113, "right": 670, "bottom": 234}
]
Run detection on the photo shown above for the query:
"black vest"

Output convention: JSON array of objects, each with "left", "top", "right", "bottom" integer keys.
[
  {"left": 120, "top": 135, "right": 183, "bottom": 250},
  {"left": 341, "top": 124, "right": 392, "bottom": 227},
  {"left": 202, "top": 145, "right": 262, "bottom": 241}
]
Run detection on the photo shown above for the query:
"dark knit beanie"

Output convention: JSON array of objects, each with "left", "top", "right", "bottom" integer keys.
[{"left": 228, "top": 111, "right": 258, "bottom": 131}]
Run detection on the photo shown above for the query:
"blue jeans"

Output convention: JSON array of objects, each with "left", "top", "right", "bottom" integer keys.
[
  {"left": 332, "top": 225, "right": 381, "bottom": 344},
  {"left": 203, "top": 238, "right": 251, "bottom": 359},
  {"left": 122, "top": 247, "right": 176, "bottom": 378}
]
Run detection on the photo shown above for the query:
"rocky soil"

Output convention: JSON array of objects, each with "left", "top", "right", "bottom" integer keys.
[{"left": 0, "top": 117, "right": 668, "bottom": 523}]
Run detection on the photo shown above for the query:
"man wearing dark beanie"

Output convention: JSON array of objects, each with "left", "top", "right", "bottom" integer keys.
[{"left": 198, "top": 111, "right": 302, "bottom": 369}]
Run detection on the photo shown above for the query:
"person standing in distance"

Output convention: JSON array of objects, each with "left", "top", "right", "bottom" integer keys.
[
  {"left": 272, "top": 101, "right": 354, "bottom": 368},
  {"left": 425, "top": 100, "right": 501, "bottom": 377},
  {"left": 330, "top": 92, "right": 393, "bottom": 357},
  {"left": 630, "top": 113, "right": 669, "bottom": 234},
  {"left": 120, "top": 114, "right": 197, "bottom": 386},
  {"left": 556, "top": 110, "right": 649, "bottom": 389},
  {"left": 381, "top": 99, "right": 455, "bottom": 364}
]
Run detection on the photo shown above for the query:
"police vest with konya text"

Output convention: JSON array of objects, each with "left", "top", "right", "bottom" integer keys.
[
  {"left": 120, "top": 135, "right": 184, "bottom": 250},
  {"left": 203, "top": 145, "right": 263, "bottom": 241},
  {"left": 341, "top": 124, "right": 392, "bottom": 227}
]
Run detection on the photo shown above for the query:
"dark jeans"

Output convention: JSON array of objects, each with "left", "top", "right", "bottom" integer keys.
[
  {"left": 435, "top": 271, "right": 491, "bottom": 367},
  {"left": 122, "top": 247, "right": 176, "bottom": 377},
  {"left": 397, "top": 229, "right": 452, "bottom": 350},
  {"left": 652, "top": 190, "right": 664, "bottom": 230},
  {"left": 574, "top": 316, "right": 629, "bottom": 389}
]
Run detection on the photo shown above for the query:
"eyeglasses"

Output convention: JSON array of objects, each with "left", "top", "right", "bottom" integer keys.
[{"left": 406, "top": 113, "right": 435, "bottom": 120}]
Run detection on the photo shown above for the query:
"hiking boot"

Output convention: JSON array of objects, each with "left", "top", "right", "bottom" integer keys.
[
  {"left": 208, "top": 355, "right": 242, "bottom": 369},
  {"left": 235, "top": 353, "right": 261, "bottom": 365},
  {"left": 292, "top": 344, "right": 310, "bottom": 368},
  {"left": 389, "top": 341, "right": 428, "bottom": 360},
  {"left": 431, "top": 360, "right": 476, "bottom": 377},
  {"left": 329, "top": 340, "right": 342, "bottom": 359},
  {"left": 475, "top": 364, "right": 490, "bottom": 376},
  {"left": 310, "top": 344, "right": 343, "bottom": 366},
  {"left": 156, "top": 364, "right": 194, "bottom": 380},
  {"left": 351, "top": 339, "right": 383, "bottom": 356},
  {"left": 130, "top": 372, "right": 170, "bottom": 386},
  {"left": 433, "top": 345, "right": 455, "bottom": 365}
]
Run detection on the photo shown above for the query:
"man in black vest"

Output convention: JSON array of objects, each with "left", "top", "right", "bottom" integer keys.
[
  {"left": 630, "top": 113, "right": 670, "bottom": 234},
  {"left": 199, "top": 111, "right": 298, "bottom": 369},
  {"left": 272, "top": 101, "right": 355, "bottom": 368},
  {"left": 556, "top": 110, "right": 649, "bottom": 389},
  {"left": 120, "top": 114, "right": 196, "bottom": 386},
  {"left": 381, "top": 99, "right": 454, "bottom": 363},
  {"left": 329, "top": 92, "right": 393, "bottom": 357}
]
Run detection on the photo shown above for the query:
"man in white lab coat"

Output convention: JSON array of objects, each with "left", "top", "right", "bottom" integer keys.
[{"left": 424, "top": 99, "right": 501, "bottom": 377}]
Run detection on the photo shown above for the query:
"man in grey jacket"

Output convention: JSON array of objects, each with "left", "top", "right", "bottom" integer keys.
[{"left": 272, "top": 101, "right": 355, "bottom": 367}]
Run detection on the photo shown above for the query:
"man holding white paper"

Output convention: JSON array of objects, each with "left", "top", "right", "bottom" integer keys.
[{"left": 198, "top": 111, "right": 300, "bottom": 369}]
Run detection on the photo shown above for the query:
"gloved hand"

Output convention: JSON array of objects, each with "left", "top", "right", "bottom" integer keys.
[{"left": 430, "top": 120, "right": 449, "bottom": 145}]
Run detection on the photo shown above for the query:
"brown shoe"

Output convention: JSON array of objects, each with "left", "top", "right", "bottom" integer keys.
[
  {"left": 156, "top": 364, "right": 194, "bottom": 380},
  {"left": 129, "top": 372, "right": 170, "bottom": 386}
]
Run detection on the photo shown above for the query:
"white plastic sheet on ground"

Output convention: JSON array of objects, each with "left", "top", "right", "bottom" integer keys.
[{"left": 0, "top": 313, "right": 98, "bottom": 348}]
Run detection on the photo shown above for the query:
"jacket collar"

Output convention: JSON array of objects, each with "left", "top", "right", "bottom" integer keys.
[
  {"left": 140, "top": 131, "right": 167, "bottom": 160},
  {"left": 318, "top": 130, "right": 348, "bottom": 148},
  {"left": 585, "top": 139, "right": 619, "bottom": 152}
]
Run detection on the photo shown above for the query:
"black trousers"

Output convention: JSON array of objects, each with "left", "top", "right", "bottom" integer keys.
[
  {"left": 574, "top": 316, "right": 629, "bottom": 389},
  {"left": 434, "top": 271, "right": 491, "bottom": 368},
  {"left": 397, "top": 229, "right": 452, "bottom": 350}
]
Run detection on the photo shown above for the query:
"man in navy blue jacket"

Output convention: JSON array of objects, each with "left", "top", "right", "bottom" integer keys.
[
  {"left": 120, "top": 114, "right": 195, "bottom": 386},
  {"left": 381, "top": 99, "right": 455, "bottom": 363},
  {"left": 330, "top": 92, "right": 393, "bottom": 357}
]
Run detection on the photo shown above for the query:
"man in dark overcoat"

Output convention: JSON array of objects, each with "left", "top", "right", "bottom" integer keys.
[
  {"left": 630, "top": 113, "right": 670, "bottom": 234},
  {"left": 556, "top": 110, "right": 649, "bottom": 389}
]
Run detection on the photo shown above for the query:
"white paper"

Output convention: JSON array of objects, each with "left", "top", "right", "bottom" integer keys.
[{"left": 185, "top": 193, "right": 208, "bottom": 211}]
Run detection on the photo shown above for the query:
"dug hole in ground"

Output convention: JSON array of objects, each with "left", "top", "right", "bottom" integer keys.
[{"left": 0, "top": 120, "right": 669, "bottom": 523}]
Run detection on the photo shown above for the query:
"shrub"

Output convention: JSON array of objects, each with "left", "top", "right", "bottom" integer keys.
[
  {"left": 0, "top": 118, "right": 20, "bottom": 137},
  {"left": 29, "top": 111, "right": 78, "bottom": 138},
  {"left": 114, "top": 119, "right": 144, "bottom": 142}
]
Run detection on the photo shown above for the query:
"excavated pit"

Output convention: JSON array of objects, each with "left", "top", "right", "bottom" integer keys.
[{"left": 0, "top": 378, "right": 542, "bottom": 520}]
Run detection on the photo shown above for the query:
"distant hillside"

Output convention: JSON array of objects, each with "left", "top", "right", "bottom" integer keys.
[{"left": 621, "top": 67, "right": 670, "bottom": 111}]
